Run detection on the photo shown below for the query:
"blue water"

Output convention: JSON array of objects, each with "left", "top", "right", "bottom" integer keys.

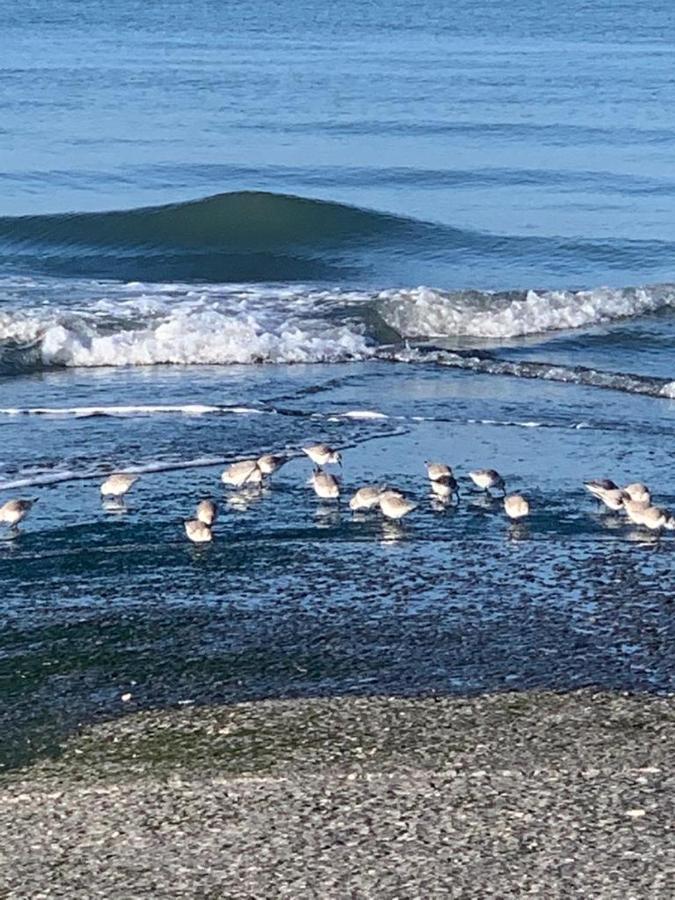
[{"left": 1, "top": 0, "right": 674, "bottom": 769}]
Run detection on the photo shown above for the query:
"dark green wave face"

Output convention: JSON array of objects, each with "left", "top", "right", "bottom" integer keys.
[
  {"left": 1, "top": 191, "right": 413, "bottom": 249},
  {"left": 0, "top": 191, "right": 426, "bottom": 282},
  {"left": 1, "top": 190, "right": 674, "bottom": 285}
]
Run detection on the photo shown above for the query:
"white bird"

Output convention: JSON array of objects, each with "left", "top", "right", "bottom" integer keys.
[
  {"left": 623, "top": 482, "right": 651, "bottom": 505},
  {"left": 641, "top": 506, "right": 669, "bottom": 531},
  {"left": 310, "top": 469, "right": 340, "bottom": 500},
  {"left": 303, "top": 444, "right": 342, "bottom": 466},
  {"left": 425, "top": 461, "right": 453, "bottom": 482},
  {"left": 184, "top": 519, "right": 213, "bottom": 543},
  {"left": 379, "top": 490, "right": 416, "bottom": 520},
  {"left": 504, "top": 494, "right": 530, "bottom": 520},
  {"left": 623, "top": 498, "right": 651, "bottom": 527},
  {"left": 0, "top": 498, "right": 37, "bottom": 528},
  {"left": 196, "top": 499, "right": 217, "bottom": 526},
  {"left": 349, "top": 485, "right": 385, "bottom": 511},
  {"left": 257, "top": 454, "right": 288, "bottom": 477},
  {"left": 100, "top": 473, "right": 138, "bottom": 499},
  {"left": 469, "top": 469, "right": 505, "bottom": 494},
  {"left": 221, "top": 459, "right": 263, "bottom": 487},
  {"left": 584, "top": 478, "right": 619, "bottom": 501},
  {"left": 430, "top": 475, "right": 459, "bottom": 502},
  {"left": 598, "top": 488, "right": 628, "bottom": 512}
]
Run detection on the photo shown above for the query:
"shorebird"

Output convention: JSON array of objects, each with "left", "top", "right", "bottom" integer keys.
[
  {"left": 302, "top": 444, "right": 342, "bottom": 467},
  {"left": 584, "top": 479, "right": 619, "bottom": 499},
  {"left": 623, "top": 498, "right": 651, "bottom": 527},
  {"left": 597, "top": 488, "right": 628, "bottom": 512},
  {"left": 184, "top": 519, "right": 213, "bottom": 543},
  {"left": 623, "top": 482, "right": 651, "bottom": 504},
  {"left": 100, "top": 473, "right": 138, "bottom": 499},
  {"left": 310, "top": 469, "right": 340, "bottom": 500},
  {"left": 504, "top": 494, "right": 530, "bottom": 520},
  {"left": 430, "top": 474, "right": 459, "bottom": 502},
  {"left": 196, "top": 499, "right": 217, "bottom": 526},
  {"left": 425, "top": 461, "right": 453, "bottom": 482},
  {"left": 349, "top": 485, "right": 385, "bottom": 511},
  {"left": 221, "top": 459, "right": 263, "bottom": 487},
  {"left": 641, "top": 506, "right": 669, "bottom": 531},
  {"left": 378, "top": 490, "right": 416, "bottom": 520},
  {"left": 469, "top": 469, "right": 505, "bottom": 494},
  {"left": 584, "top": 479, "right": 629, "bottom": 510},
  {"left": 0, "top": 498, "right": 37, "bottom": 529},
  {"left": 257, "top": 454, "right": 288, "bottom": 477}
]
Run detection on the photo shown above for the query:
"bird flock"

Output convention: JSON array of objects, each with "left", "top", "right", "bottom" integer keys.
[
  {"left": 584, "top": 479, "right": 675, "bottom": 531},
  {"left": 0, "top": 442, "right": 671, "bottom": 542}
]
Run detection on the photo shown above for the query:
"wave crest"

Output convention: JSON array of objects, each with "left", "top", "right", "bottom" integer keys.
[
  {"left": 377, "top": 285, "right": 675, "bottom": 339},
  {"left": 1, "top": 278, "right": 674, "bottom": 374}
]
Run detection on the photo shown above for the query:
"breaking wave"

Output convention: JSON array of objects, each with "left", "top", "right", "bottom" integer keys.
[
  {"left": 1, "top": 279, "right": 675, "bottom": 373},
  {"left": 377, "top": 284, "right": 675, "bottom": 339}
]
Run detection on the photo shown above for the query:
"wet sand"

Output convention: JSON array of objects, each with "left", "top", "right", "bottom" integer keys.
[{"left": 0, "top": 690, "right": 673, "bottom": 898}]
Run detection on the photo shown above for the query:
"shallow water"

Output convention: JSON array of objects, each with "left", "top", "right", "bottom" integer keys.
[{"left": 1, "top": 0, "right": 674, "bottom": 768}]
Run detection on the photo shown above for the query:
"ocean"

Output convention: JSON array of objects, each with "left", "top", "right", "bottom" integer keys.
[{"left": 1, "top": 0, "right": 674, "bottom": 769}]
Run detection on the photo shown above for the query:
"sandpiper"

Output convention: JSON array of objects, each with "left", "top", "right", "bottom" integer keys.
[
  {"left": 184, "top": 519, "right": 213, "bottom": 543},
  {"left": 430, "top": 474, "right": 459, "bottom": 502},
  {"left": 425, "top": 461, "right": 453, "bottom": 482},
  {"left": 310, "top": 469, "right": 340, "bottom": 500},
  {"left": 623, "top": 498, "right": 650, "bottom": 527},
  {"left": 641, "top": 506, "right": 669, "bottom": 531},
  {"left": 597, "top": 488, "right": 628, "bottom": 512},
  {"left": 349, "top": 485, "right": 385, "bottom": 510},
  {"left": 504, "top": 494, "right": 530, "bottom": 520},
  {"left": 257, "top": 454, "right": 288, "bottom": 477},
  {"left": 0, "top": 498, "right": 37, "bottom": 529},
  {"left": 379, "top": 490, "right": 416, "bottom": 520},
  {"left": 100, "top": 473, "right": 138, "bottom": 499},
  {"left": 623, "top": 482, "right": 651, "bottom": 504},
  {"left": 303, "top": 444, "right": 342, "bottom": 466},
  {"left": 584, "top": 479, "right": 619, "bottom": 500},
  {"left": 469, "top": 469, "right": 505, "bottom": 494},
  {"left": 221, "top": 459, "right": 263, "bottom": 487},
  {"left": 196, "top": 499, "right": 217, "bottom": 526}
]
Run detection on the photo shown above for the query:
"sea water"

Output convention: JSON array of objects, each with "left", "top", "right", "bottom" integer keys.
[{"left": 1, "top": 0, "right": 674, "bottom": 768}]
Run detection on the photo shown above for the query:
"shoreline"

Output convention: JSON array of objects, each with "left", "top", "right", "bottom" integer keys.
[{"left": 1, "top": 689, "right": 672, "bottom": 897}]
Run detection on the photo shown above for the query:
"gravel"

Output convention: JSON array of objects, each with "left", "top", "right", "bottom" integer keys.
[{"left": 0, "top": 690, "right": 673, "bottom": 898}]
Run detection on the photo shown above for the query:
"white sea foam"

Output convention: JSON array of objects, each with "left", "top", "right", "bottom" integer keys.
[
  {"left": 332, "top": 409, "right": 389, "bottom": 420},
  {"left": 376, "top": 285, "right": 675, "bottom": 339},
  {"left": 0, "top": 281, "right": 372, "bottom": 368},
  {"left": 2, "top": 277, "right": 675, "bottom": 371},
  {"left": 0, "top": 404, "right": 265, "bottom": 418}
]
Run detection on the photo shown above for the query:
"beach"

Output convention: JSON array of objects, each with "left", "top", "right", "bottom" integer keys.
[
  {"left": 2, "top": 0, "right": 675, "bottom": 894},
  {"left": 1, "top": 691, "right": 673, "bottom": 898}
]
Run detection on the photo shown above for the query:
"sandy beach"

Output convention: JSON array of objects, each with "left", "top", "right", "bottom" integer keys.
[{"left": 1, "top": 690, "right": 672, "bottom": 898}]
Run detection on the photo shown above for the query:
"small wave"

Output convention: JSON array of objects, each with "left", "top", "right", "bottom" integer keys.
[
  {"left": 2, "top": 278, "right": 675, "bottom": 373},
  {"left": 376, "top": 285, "right": 675, "bottom": 339},
  {"left": 0, "top": 191, "right": 425, "bottom": 282},
  {"left": 0, "top": 404, "right": 266, "bottom": 418},
  {"left": 2, "top": 190, "right": 674, "bottom": 283},
  {"left": 0, "top": 286, "right": 372, "bottom": 369},
  {"left": 330, "top": 409, "right": 389, "bottom": 420},
  {"left": 392, "top": 346, "right": 675, "bottom": 400}
]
